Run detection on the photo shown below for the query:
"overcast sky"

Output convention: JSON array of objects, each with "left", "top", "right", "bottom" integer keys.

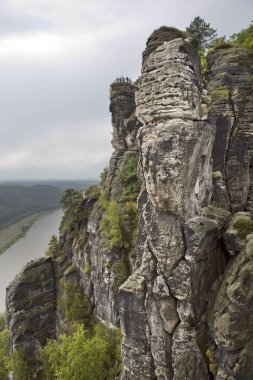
[{"left": 0, "top": 0, "right": 252, "bottom": 180}]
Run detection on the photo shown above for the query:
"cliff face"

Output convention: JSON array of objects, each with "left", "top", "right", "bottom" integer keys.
[{"left": 6, "top": 27, "right": 253, "bottom": 380}]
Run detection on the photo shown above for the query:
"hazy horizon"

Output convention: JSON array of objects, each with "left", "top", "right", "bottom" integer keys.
[{"left": 0, "top": 0, "right": 252, "bottom": 179}]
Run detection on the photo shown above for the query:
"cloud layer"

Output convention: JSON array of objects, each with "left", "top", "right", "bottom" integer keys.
[{"left": 0, "top": 0, "right": 252, "bottom": 179}]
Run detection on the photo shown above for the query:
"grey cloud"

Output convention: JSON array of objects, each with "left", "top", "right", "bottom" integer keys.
[
  {"left": 0, "top": 0, "right": 252, "bottom": 179},
  {"left": 0, "top": 1, "right": 50, "bottom": 35}
]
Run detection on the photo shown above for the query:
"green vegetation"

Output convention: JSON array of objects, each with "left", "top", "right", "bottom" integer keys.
[
  {"left": 10, "top": 350, "right": 33, "bottom": 380},
  {"left": 0, "top": 213, "right": 41, "bottom": 255},
  {"left": 0, "top": 184, "right": 62, "bottom": 230},
  {"left": 110, "top": 82, "right": 134, "bottom": 97},
  {"left": 45, "top": 234, "right": 61, "bottom": 257},
  {"left": 206, "top": 349, "right": 216, "bottom": 375},
  {"left": 59, "top": 188, "right": 85, "bottom": 237},
  {"left": 83, "top": 263, "right": 91, "bottom": 274},
  {"left": 233, "top": 214, "right": 253, "bottom": 239},
  {"left": 186, "top": 16, "right": 217, "bottom": 51},
  {"left": 186, "top": 20, "right": 253, "bottom": 77},
  {"left": 39, "top": 323, "right": 122, "bottom": 380},
  {"left": 210, "top": 86, "right": 230, "bottom": 100},
  {"left": 231, "top": 22, "right": 253, "bottom": 52},
  {"left": 112, "top": 259, "right": 130, "bottom": 294},
  {"left": 100, "top": 200, "right": 138, "bottom": 249},
  {"left": 99, "top": 155, "right": 139, "bottom": 250},
  {"left": 0, "top": 313, "right": 9, "bottom": 380},
  {"left": 59, "top": 282, "right": 91, "bottom": 324},
  {"left": 118, "top": 156, "right": 140, "bottom": 201}
]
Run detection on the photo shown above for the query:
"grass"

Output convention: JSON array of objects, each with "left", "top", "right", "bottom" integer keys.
[{"left": 0, "top": 213, "right": 42, "bottom": 255}]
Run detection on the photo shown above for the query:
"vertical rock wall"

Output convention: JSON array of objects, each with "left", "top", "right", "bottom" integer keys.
[
  {"left": 207, "top": 46, "right": 253, "bottom": 213},
  {"left": 119, "top": 36, "right": 217, "bottom": 379}
]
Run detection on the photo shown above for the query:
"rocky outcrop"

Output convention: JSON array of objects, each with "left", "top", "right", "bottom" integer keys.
[
  {"left": 208, "top": 213, "right": 253, "bottom": 379},
  {"left": 6, "top": 26, "right": 253, "bottom": 380},
  {"left": 6, "top": 257, "right": 56, "bottom": 356},
  {"left": 207, "top": 46, "right": 253, "bottom": 213},
  {"left": 59, "top": 80, "right": 142, "bottom": 326},
  {"left": 120, "top": 36, "right": 217, "bottom": 379}
]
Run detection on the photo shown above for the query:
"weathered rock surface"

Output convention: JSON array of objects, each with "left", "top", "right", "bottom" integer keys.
[
  {"left": 120, "top": 36, "right": 216, "bottom": 379},
  {"left": 6, "top": 26, "right": 253, "bottom": 380},
  {"left": 208, "top": 228, "right": 253, "bottom": 379},
  {"left": 207, "top": 46, "right": 253, "bottom": 213},
  {"left": 6, "top": 257, "right": 56, "bottom": 355}
]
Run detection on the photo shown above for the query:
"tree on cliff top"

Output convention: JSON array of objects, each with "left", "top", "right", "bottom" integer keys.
[{"left": 186, "top": 16, "right": 217, "bottom": 51}]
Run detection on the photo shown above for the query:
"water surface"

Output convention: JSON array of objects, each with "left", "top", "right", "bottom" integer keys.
[{"left": 0, "top": 209, "right": 63, "bottom": 311}]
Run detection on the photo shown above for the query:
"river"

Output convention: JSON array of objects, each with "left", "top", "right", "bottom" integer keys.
[{"left": 0, "top": 209, "right": 63, "bottom": 311}]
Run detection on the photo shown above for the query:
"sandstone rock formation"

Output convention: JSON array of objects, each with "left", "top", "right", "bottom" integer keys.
[{"left": 6, "top": 27, "right": 253, "bottom": 380}]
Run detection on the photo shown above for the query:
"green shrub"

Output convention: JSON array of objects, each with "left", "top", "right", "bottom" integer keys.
[
  {"left": 210, "top": 86, "right": 230, "bottom": 100},
  {"left": 0, "top": 324, "right": 9, "bottom": 380},
  {"left": 60, "top": 283, "right": 91, "bottom": 324},
  {"left": 233, "top": 214, "right": 253, "bottom": 239},
  {"left": 45, "top": 234, "right": 61, "bottom": 257},
  {"left": 206, "top": 349, "right": 216, "bottom": 375},
  {"left": 83, "top": 263, "right": 91, "bottom": 274},
  {"left": 112, "top": 259, "right": 130, "bottom": 293},
  {"left": 100, "top": 200, "right": 138, "bottom": 250},
  {"left": 40, "top": 323, "right": 122, "bottom": 380},
  {"left": 10, "top": 349, "right": 34, "bottom": 380},
  {"left": 85, "top": 185, "right": 101, "bottom": 199}
]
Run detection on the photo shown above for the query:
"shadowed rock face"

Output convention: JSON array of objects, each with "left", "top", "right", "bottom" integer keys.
[
  {"left": 207, "top": 46, "right": 253, "bottom": 213},
  {"left": 6, "top": 257, "right": 56, "bottom": 356}
]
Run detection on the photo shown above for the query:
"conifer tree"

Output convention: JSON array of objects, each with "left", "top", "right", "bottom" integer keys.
[{"left": 186, "top": 16, "right": 217, "bottom": 51}]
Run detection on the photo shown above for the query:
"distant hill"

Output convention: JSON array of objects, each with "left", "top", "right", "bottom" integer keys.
[
  {"left": 0, "top": 180, "right": 99, "bottom": 192},
  {"left": 0, "top": 185, "right": 63, "bottom": 230}
]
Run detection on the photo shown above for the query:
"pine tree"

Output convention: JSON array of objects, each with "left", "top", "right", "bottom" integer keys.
[{"left": 186, "top": 16, "right": 217, "bottom": 51}]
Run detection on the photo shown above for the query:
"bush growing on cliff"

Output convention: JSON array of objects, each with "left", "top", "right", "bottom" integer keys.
[
  {"left": 0, "top": 313, "right": 9, "bottom": 380},
  {"left": 39, "top": 323, "right": 122, "bottom": 380},
  {"left": 186, "top": 16, "right": 217, "bottom": 51},
  {"left": 45, "top": 234, "right": 61, "bottom": 257},
  {"left": 60, "top": 188, "right": 85, "bottom": 236},
  {"left": 231, "top": 22, "right": 253, "bottom": 52},
  {"left": 118, "top": 155, "right": 140, "bottom": 201}
]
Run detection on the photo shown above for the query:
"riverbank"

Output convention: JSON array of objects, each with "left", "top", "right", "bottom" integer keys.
[
  {"left": 0, "top": 211, "right": 59, "bottom": 255},
  {"left": 0, "top": 209, "right": 63, "bottom": 311}
]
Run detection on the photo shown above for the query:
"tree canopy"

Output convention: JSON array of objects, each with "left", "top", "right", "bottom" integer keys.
[{"left": 186, "top": 16, "right": 217, "bottom": 51}]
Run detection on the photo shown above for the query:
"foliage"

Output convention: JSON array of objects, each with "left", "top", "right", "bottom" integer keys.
[
  {"left": 45, "top": 234, "right": 61, "bottom": 257},
  {"left": 233, "top": 214, "right": 253, "bottom": 239},
  {"left": 40, "top": 323, "right": 122, "bottom": 380},
  {"left": 112, "top": 259, "right": 130, "bottom": 294},
  {"left": 100, "top": 167, "right": 109, "bottom": 186},
  {"left": 0, "top": 313, "right": 6, "bottom": 332},
  {"left": 100, "top": 200, "right": 138, "bottom": 250},
  {"left": 0, "top": 184, "right": 62, "bottom": 230},
  {"left": 94, "top": 323, "right": 123, "bottom": 378},
  {"left": 100, "top": 201, "right": 123, "bottom": 248},
  {"left": 10, "top": 350, "right": 33, "bottom": 380},
  {"left": 186, "top": 16, "right": 217, "bottom": 51},
  {"left": 0, "top": 314, "right": 9, "bottom": 380},
  {"left": 206, "top": 349, "right": 216, "bottom": 375},
  {"left": 84, "top": 184, "right": 101, "bottom": 199},
  {"left": 230, "top": 22, "right": 253, "bottom": 52},
  {"left": 59, "top": 188, "right": 84, "bottom": 235},
  {"left": 83, "top": 263, "right": 91, "bottom": 274},
  {"left": 118, "top": 155, "right": 140, "bottom": 201},
  {"left": 60, "top": 282, "right": 91, "bottom": 324},
  {"left": 209, "top": 86, "right": 230, "bottom": 100}
]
